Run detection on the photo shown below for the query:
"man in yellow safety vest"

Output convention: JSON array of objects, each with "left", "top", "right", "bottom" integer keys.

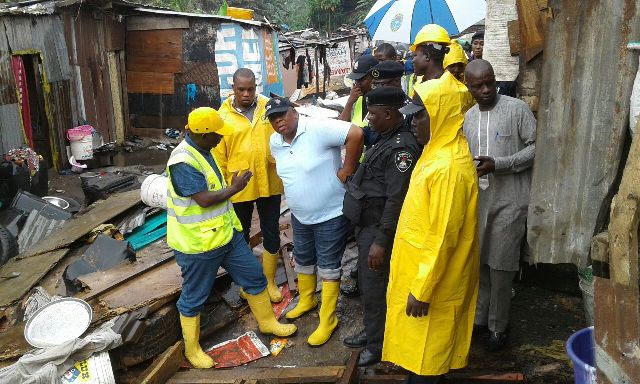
[{"left": 167, "top": 107, "right": 296, "bottom": 369}]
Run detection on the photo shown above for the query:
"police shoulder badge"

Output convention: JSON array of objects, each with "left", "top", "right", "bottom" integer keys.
[{"left": 395, "top": 151, "right": 413, "bottom": 172}]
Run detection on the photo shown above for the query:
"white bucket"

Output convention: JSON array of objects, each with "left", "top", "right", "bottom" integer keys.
[
  {"left": 67, "top": 126, "right": 94, "bottom": 160},
  {"left": 141, "top": 174, "right": 168, "bottom": 209}
]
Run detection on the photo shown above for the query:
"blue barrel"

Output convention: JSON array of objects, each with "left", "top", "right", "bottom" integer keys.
[{"left": 566, "top": 326, "right": 596, "bottom": 384}]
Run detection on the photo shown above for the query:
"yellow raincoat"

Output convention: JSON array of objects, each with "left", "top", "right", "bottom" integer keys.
[
  {"left": 382, "top": 71, "right": 479, "bottom": 376},
  {"left": 214, "top": 95, "right": 284, "bottom": 203}
]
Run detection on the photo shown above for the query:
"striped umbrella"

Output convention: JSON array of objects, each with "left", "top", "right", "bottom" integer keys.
[{"left": 363, "top": 0, "right": 486, "bottom": 44}]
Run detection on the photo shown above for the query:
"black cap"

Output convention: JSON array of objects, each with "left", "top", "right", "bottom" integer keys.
[
  {"left": 398, "top": 93, "right": 425, "bottom": 115},
  {"left": 265, "top": 97, "right": 294, "bottom": 117},
  {"left": 365, "top": 87, "right": 407, "bottom": 107},
  {"left": 371, "top": 60, "right": 405, "bottom": 80},
  {"left": 346, "top": 55, "right": 379, "bottom": 80}
]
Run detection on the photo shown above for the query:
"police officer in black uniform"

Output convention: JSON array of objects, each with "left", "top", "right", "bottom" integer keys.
[
  {"left": 341, "top": 87, "right": 421, "bottom": 367},
  {"left": 340, "top": 59, "right": 409, "bottom": 299}
]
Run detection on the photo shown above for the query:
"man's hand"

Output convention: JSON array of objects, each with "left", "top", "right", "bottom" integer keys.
[
  {"left": 337, "top": 167, "right": 354, "bottom": 183},
  {"left": 347, "top": 84, "right": 362, "bottom": 104},
  {"left": 406, "top": 293, "right": 429, "bottom": 317},
  {"left": 230, "top": 170, "right": 253, "bottom": 193},
  {"left": 368, "top": 243, "right": 386, "bottom": 270},
  {"left": 474, "top": 156, "right": 496, "bottom": 177}
]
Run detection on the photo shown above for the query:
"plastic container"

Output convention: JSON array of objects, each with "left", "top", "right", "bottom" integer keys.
[
  {"left": 566, "top": 326, "right": 596, "bottom": 384},
  {"left": 141, "top": 174, "right": 168, "bottom": 209},
  {"left": 67, "top": 125, "right": 94, "bottom": 160},
  {"left": 227, "top": 7, "right": 254, "bottom": 20}
]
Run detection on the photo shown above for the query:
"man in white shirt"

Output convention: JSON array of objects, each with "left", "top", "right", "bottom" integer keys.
[{"left": 268, "top": 97, "right": 364, "bottom": 347}]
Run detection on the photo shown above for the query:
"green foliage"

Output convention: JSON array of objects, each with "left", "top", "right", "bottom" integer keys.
[{"left": 138, "top": 0, "right": 372, "bottom": 31}]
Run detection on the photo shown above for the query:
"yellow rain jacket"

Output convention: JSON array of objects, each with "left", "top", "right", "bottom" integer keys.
[
  {"left": 382, "top": 71, "right": 480, "bottom": 376},
  {"left": 214, "top": 95, "right": 284, "bottom": 203}
]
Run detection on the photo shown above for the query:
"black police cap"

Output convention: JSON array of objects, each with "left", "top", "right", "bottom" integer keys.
[
  {"left": 346, "top": 55, "right": 379, "bottom": 80},
  {"left": 265, "top": 97, "right": 294, "bottom": 117},
  {"left": 365, "top": 86, "right": 408, "bottom": 106},
  {"left": 371, "top": 60, "right": 405, "bottom": 80}
]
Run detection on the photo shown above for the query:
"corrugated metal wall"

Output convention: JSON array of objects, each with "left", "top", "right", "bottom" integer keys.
[
  {"left": 0, "top": 15, "right": 72, "bottom": 165},
  {"left": 527, "top": 0, "right": 640, "bottom": 267}
]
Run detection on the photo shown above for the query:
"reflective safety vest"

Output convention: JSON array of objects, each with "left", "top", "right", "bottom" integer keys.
[
  {"left": 166, "top": 140, "right": 242, "bottom": 254},
  {"left": 351, "top": 96, "right": 367, "bottom": 128}
]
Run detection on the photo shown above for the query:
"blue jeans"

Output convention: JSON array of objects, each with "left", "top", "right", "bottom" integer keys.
[
  {"left": 175, "top": 231, "right": 266, "bottom": 317},
  {"left": 291, "top": 214, "right": 348, "bottom": 280}
]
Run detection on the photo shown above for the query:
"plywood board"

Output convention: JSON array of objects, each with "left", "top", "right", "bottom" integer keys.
[
  {"left": 127, "top": 16, "right": 190, "bottom": 31},
  {"left": 127, "top": 56, "right": 182, "bottom": 73},
  {"left": 127, "top": 71, "right": 175, "bottom": 94},
  {"left": 126, "top": 29, "right": 182, "bottom": 60}
]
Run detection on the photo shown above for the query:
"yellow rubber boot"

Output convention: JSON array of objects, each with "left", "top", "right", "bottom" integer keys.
[
  {"left": 285, "top": 273, "right": 318, "bottom": 320},
  {"left": 179, "top": 314, "right": 215, "bottom": 369},
  {"left": 262, "top": 250, "right": 283, "bottom": 303},
  {"left": 246, "top": 289, "right": 297, "bottom": 337},
  {"left": 307, "top": 281, "right": 340, "bottom": 347}
]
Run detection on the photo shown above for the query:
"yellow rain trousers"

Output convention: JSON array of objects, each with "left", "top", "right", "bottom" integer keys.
[
  {"left": 382, "top": 71, "right": 480, "bottom": 376},
  {"left": 214, "top": 95, "right": 284, "bottom": 203}
]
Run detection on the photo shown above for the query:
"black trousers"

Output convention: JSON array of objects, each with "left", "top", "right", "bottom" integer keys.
[
  {"left": 356, "top": 225, "right": 391, "bottom": 356},
  {"left": 233, "top": 195, "right": 281, "bottom": 254}
]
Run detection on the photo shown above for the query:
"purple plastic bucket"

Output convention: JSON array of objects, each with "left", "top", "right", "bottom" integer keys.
[{"left": 566, "top": 326, "right": 596, "bottom": 384}]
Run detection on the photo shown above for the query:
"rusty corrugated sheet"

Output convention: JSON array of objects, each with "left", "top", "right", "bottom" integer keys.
[
  {"left": 527, "top": 0, "right": 640, "bottom": 267},
  {"left": 1, "top": 15, "right": 71, "bottom": 82},
  {"left": 0, "top": 104, "right": 25, "bottom": 154}
]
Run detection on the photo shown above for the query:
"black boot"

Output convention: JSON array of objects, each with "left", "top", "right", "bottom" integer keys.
[
  {"left": 488, "top": 331, "right": 509, "bottom": 352},
  {"left": 357, "top": 348, "right": 381, "bottom": 367},
  {"left": 343, "top": 330, "right": 367, "bottom": 348}
]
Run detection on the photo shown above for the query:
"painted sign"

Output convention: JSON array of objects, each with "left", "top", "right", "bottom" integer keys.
[
  {"left": 215, "top": 24, "right": 284, "bottom": 99},
  {"left": 326, "top": 41, "right": 352, "bottom": 77}
]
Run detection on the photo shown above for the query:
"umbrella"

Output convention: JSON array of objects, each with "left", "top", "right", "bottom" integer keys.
[{"left": 364, "top": 0, "right": 486, "bottom": 44}]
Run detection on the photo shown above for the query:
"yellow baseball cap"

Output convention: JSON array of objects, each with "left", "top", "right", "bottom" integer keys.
[{"left": 185, "top": 107, "right": 235, "bottom": 135}]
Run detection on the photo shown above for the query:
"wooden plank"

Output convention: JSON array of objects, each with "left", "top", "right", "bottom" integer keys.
[
  {"left": 91, "top": 262, "right": 182, "bottom": 324},
  {"left": 337, "top": 350, "right": 360, "bottom": 384},
  {"left": 0, "top": 190, "right": 141, "bottom": 307},
  {"left": 507, "top": 20, "right": 521, "bottom": 56},
  {"left": 77, "top": 245, "right": 174, "bottom": 301},
  {"left": 516, "top": 0, "right": 546, "bottom": 62},
  {"left": 108, "top": 52, "right": 126, "bottom": 145},
  {"left": 168, "top": 366, "right": 346, "bottom": 384},
  {"left": 105, "top": 14, "right": 126, "bottom": 51},
  {"left": 17, "top": 190, "right": 141, "bottom": 259},
  {"left": 118, "top": 51, "right": 131, "bottom": 137},
  {"left": 127, "top": 56, "right": 182, "bottom": 73},
  {"left": 126, "top": 30, "right": 182, "bottom": 60},
  {"left": 127, "top": 71, "right": 175, "bottom": 94},
  {"left": 127, "top": 16, "right": 190, "bottom": 31},
  {"left": 139, "top": 341, "right": 185, "bottom": 384}
]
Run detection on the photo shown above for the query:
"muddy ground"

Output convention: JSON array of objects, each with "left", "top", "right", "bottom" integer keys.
[{"left": 45, "top": 148, "right": 585, "bottom": 383}]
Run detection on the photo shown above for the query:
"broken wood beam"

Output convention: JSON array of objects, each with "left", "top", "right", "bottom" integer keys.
[
  {"left": 337, "top": 350, "right": 360, "bottom": 384},
  {"left": 139, "top": 341, "right": 185, "bottom": 384},
  {"left": 167, "top": 366, "right": 346, "bottom": 384}
]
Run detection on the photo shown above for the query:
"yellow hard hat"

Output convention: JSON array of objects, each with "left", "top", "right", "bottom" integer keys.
[
  {"left": 185, "top": 107, "right": 235, "bottom": 135},
  {"left": 410, "top": 24, "right": 451, "bottom": 52},
  {"left": 443, "top": 40, "right": 468, "bottom": 69}
]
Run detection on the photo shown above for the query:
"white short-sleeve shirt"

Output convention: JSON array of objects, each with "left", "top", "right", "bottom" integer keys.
[{"left": 269, "top": 115, "right": 351, "bottom": 225}]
